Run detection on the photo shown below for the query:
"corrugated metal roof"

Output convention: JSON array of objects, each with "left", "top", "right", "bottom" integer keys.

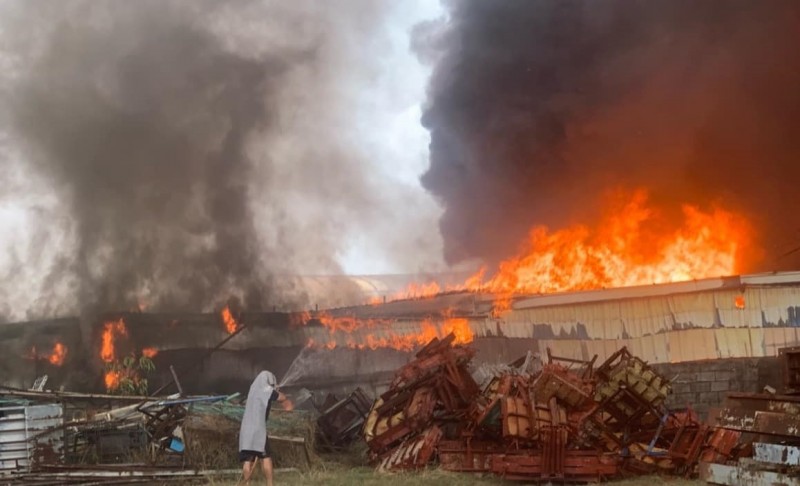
[
  {"left": 513, "top": 277, "right": 736, "bottom": 309},
  {"left": 742, "top": 271, "right": 800, "bottom": 286},
  {"left": 512, "top": 271, "right": 800, "bottom": 311}
]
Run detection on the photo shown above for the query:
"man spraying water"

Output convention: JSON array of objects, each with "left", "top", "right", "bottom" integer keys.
[{"left": 238, "top": 371, "right": 289, "bottom": 485}]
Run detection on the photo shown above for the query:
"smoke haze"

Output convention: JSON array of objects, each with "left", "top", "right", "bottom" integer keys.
[
  {"left": 419, "top": 1, "right": 800, "bottom": 270},
  {"left": 0, "top": 0, "right": 445, "bottom": 321},
  {"left": 7, "top": 0, "right": 799, "bottom": 322}
]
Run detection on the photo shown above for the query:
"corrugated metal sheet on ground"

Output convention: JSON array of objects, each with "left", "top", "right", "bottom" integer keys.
[{"left": 0, "top": 403, "right": 62, "bottom": 474}]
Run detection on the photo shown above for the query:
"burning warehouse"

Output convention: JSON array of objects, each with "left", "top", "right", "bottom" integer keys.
[
  {"left": 2, "top": 271, "right": 798, "bottom": 408},
  {"left": 3, "top": 0, "right": 800, "bottom": 483},
  {"left": 3, "top": 271, "right": 800, "bottom": 482}
]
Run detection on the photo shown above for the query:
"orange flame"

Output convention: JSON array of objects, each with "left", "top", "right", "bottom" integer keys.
[
  {"left": 221, "top": 305, "right": 238, "bottom": 334},
  {"left": 440, "top": 317, "right": 473, "bottom": 345},
  {"left": 101, "top": 319, "right": 128, "bottom": 363},
  {"left": 142, "top": 347, "right": 158, "bottom": 358},
  {"left": 306, "top": 338, "right": 337, "bottom": 350},
  {"left": 104, "top": 370, "right": 121, "bottom": 390},
  {"left": 317, "top": 313, "right": 388, "bottom": 333},
  {"left": 281, "top": 399, "right": 295, "bottom": 411},
  {"left": 47, "top": 342, "right": 68, "bottom": 366},
  {"left": 26, "top": 342, "right": 69, "bottom": 366},
  {"left": 290, "top": 311, "right": 311, "bottom": 327},
  {"left": 303, "top": 313, "right": 473, "bottom": 351},
  {"left": 403, "top": 282, "right": 442, "bottom": 299},
  {"left": 379, "top": 189, "right": 750, "bottom": 311},
  {"left": 477, "top": 191, "right": 746, "bottom": 295}
]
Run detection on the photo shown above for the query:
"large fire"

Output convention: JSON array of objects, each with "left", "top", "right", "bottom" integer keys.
[
  {"left": 303, "top": 312, "right": 474, "bottom": 351},
  {"left": 383, "top": 190, "right": 749, "bottom": 308},
  {"left": 105, "top": 370, "right": 121, "bottom": 390},
  {"left": 101, "top": 318, "right": 128, "bottom": 363},
  {"left": 101, "top": 318, "right": 128, "bottom": 390}
]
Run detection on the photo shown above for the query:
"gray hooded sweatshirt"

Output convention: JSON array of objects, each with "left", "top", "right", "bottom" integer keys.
[{"left": 239, "top": 371, "right": 277, "bottom": 452}]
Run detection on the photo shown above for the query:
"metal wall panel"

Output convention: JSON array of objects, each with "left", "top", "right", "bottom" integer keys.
[
  {"left": 0, "top": 403, "right": 63, "bottom": 474},
  {"left": 469, "top": 284, "right": 800, "bottom": 364},
  {"left": 505, "top": 286, "right": 800, "bottom": 339},
  {"left": 670, "top": 329, "right": 716, "bottom": 362},
  {"left": 0, "top": 406, "right": 26, "bottom": 473}
]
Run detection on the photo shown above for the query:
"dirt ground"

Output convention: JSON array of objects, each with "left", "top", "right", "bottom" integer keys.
[{"left": 209, "top": 465, "right": 707, "bottom": 486}]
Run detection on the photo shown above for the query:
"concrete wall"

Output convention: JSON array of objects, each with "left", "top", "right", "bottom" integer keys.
[
  {"left": 652, "top": 356, "right": 783, "bottom": 418},
  {"left": 471, "top": 336, "right": 786, "bottom": 419}
]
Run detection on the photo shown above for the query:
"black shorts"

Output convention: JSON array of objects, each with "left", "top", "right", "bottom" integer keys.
[{"left": 239, "top": 438, "right": 272, "bottom": 462}]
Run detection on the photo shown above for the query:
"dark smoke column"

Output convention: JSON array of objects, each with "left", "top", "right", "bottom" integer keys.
[
  {"left": 8, "top": 1, "right": 292, "bottom": 313},
  {"left": 419, "top": 1, "right": 800, "bottom": 270}
]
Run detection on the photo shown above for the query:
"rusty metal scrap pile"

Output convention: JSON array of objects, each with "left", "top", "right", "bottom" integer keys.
[
  {"left": 692, "top": 345, "right": 800, "bottom": 485},
  {"left": 363, "top": 335, "right": 712, "bottom": 482}
]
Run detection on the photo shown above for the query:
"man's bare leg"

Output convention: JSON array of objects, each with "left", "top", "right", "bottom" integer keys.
[
  {"left": 261, "top": 457, "right": 274, "bottom": 486},
  {"left": 240, "top": 458, "right": 258, "bottom": 484}
]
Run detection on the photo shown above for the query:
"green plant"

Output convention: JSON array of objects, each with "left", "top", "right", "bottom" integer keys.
[{"left": 105, "top": 354, "right": 156, "bottom": 395}]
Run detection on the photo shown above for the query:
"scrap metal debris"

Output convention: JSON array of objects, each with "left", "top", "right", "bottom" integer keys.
[
  {"left": 8, "top": 336, "right": 800, "bottom": 485},
  {"left": 363, "top": 334, "right": 738, "bottom": 483},
  {"left": 691, "top": 345, "right": 800, "bottom": 485},
  {"left": 315, "top": 387, "right": 372, "bottom": 450},
  {"left": 698, "top": 390, "right": 800, "bottom": 485},
  {"left": 0, "top": 389, "right": 313, "bottom": 483},
  {"left": 363, "top": 334, "right": 478, "bottom": 469}
]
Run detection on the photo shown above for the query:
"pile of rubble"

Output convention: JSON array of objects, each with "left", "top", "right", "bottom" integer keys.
[
  {"left": 698, "top": 389, "right": 800, "bottom": 485},
  {"left": 0, "top": 387, "right": 315, "bottom": 484},
  {"left": 8, "top": 333, "right": 800, "bottom": 484},
  {"left": 363, "top": 334, "right": 711, "bottom": 482}
]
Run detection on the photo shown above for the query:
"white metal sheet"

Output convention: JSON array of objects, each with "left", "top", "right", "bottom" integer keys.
[
  {"left": 754, "top": 443, "right": 800, "bottom": 466},
  {"left": 0, "top": 403, "right": 62, "bottom": 474}
]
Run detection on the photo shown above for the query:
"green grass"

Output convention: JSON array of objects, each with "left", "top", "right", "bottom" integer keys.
[
  {"left": 209, "top": 466, "right": 706, "bottom": 486},
  {"left": 610, "top": 477, "right": 703, "bottom": 486},
  {"left": 210, "top": 466, "right": 506, "bottom": 485},
  {"left": 207, "top": 447, "right": 705, "bottom": 485}
]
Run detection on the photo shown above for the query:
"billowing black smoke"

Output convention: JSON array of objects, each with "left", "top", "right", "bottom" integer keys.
[
  {"left": 1, "top": 0, "right": 399, "bottom": 317},
  {"left": 419, "top": 1, "right": 800, "bottom": 270},
  {"left": 12, "top": 6, "right": 282, "bottom": 313}
]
